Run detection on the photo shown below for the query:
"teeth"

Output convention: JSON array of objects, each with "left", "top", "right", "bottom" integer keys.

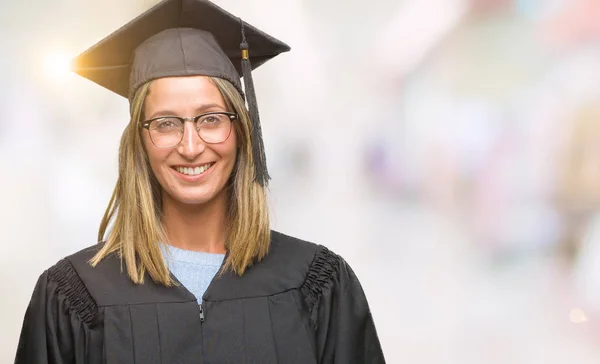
[{"left": 176, "top": 163, "right": 212, "bottom": 176}]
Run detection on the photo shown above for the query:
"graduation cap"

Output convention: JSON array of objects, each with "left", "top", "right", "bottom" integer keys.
[{"left": 71, "top": 0, "right": 291, "bottom": 186}]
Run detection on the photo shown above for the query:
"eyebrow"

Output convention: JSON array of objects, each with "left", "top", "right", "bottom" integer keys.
[
  {"left": 195, "top": 103, "right": 226, "bottom": 113},
  {"left": 147, "top": 103, "right": 227, "bottom": 120}
]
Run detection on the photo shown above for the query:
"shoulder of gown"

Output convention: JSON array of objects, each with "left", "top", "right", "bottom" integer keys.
[
  {"left": 201, "top": 230, "right": 319, "bottom": 300},
  {"left": 14, "top": 250, "right": 102, "bottom": 364},
  {"left": 65, "top": 243, "right": 194, "bottom": 306},
  {"left": 294, "top": 234, "right": 387, "bottom": 364}
]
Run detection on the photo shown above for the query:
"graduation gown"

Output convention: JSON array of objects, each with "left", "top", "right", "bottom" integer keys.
[{"left": 15, "top": 231, "right": 385, "bottom": 363}]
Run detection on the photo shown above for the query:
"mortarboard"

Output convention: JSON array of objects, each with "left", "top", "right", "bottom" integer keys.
[{"left": 71, "top": 0, "right": 291, "bottom": 187}]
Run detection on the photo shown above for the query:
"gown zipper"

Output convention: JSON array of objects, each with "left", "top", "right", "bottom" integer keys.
[
  {"left": 199, "top": 303, "right": 205, "bottom": 322},
  {"left": 198, "top": 250, "right": 228, "bottom": 325}
]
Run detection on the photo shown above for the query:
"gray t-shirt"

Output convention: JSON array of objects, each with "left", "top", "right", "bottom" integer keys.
[{"left": 162, "top": 244, "right": 225, "bottom": 303}]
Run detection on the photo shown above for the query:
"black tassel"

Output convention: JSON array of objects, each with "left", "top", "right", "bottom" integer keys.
[{"left": 240, "top": 20, "right": 270, "bottom": 187}]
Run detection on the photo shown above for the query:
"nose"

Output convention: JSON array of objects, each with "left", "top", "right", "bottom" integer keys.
[{"left": 177, "top": 121, "right": 206, "bottom": 159}]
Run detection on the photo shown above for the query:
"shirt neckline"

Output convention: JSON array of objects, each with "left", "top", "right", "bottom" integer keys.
[{"left": 161, "top": 243, "right": 226, "bottom": 266}]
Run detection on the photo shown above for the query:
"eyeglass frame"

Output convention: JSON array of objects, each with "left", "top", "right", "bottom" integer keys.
[{"left": 139, "top": 111, "right": 238, "bottom": 148}]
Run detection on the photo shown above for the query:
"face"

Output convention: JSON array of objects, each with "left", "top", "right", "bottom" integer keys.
[{"left": 142, "top": 76, "right": 237, "bottom": 207}]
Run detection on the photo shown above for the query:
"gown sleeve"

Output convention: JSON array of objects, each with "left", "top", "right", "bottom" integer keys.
[
  {"left": 14, "top": 259, "right": 98, "bottom": 364},
  {"left": 302, "top": 246, "right": 386, "bottom": 364}
]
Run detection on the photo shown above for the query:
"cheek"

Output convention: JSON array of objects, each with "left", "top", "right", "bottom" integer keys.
[
  {"left": 142, "top": 134, "right": 156, "bottom": 164},
  {"left": 141, "top": 131, "right": 152, "bottom": 154},
  {"left": 222, "top": 132, "right": 238, "bottom": 163},
  {"left": 228, "top": 126, "right": 239, "bottom": 157},
  {"left": 143, "top": 133, "right": 168, "bottom": 172}
]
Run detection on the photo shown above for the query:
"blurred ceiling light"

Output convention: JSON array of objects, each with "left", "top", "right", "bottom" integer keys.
[
  {"left": 568, "top": 308, "right": 588, "bottom": 324},
  {"left": 43, "top": 51, "right": 72, "bottom": 79}
]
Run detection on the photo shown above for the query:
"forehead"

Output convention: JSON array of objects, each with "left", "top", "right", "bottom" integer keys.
[{"left": 144, "top": 76, "right": 226, "bottom": 115}]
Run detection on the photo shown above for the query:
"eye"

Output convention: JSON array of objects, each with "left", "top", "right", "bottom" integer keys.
[
  {"left": 199, "top": 114, "right": 226, "bottom": 127},
  {"left": 152, "top": 118, "right": 181, "bottom": 131},
  {"left": 201, "top": 115, "right": 220, "bottom": 124}
]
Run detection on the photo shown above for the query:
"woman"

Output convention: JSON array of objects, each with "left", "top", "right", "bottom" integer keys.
[{"left": 15, "top": 0, "right": 385, "bottom": 363}]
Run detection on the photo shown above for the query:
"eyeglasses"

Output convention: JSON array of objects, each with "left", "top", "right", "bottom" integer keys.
[{"left": 140, "top": 111, "right": 237, "bottom": 149}]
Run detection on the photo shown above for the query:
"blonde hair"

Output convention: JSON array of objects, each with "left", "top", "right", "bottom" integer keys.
[{"left": 90, "top": 77, "right": 271, "bottom": 285}]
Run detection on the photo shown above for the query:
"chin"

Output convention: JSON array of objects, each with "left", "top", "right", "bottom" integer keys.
[
  {"left": 167, "top": 186, "right": 225, "bottom": 206},
  {"left": 171, "top": 193, "right": 213, "bottom": 206}
]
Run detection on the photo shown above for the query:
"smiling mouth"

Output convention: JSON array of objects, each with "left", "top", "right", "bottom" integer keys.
[{"left": 173, "top": 162, "right": 215, "bottom": 176}]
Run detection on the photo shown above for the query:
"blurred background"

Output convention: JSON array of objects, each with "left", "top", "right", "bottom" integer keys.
[{"left": 3, "top": 0, "right": 600, "bottom": 362}]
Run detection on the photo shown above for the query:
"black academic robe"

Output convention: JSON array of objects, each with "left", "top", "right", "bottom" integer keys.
[{"left": 15, "top": 231, "right": 385, "bottom": 363}]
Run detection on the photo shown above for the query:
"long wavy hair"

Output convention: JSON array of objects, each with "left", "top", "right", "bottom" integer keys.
[{"left": 90, "top": 77, "right": 271, "bottom": 285}]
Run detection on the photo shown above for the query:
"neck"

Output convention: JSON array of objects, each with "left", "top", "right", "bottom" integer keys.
[{"left": 161, "top": 189, "right": 229, "bottom": 254}]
